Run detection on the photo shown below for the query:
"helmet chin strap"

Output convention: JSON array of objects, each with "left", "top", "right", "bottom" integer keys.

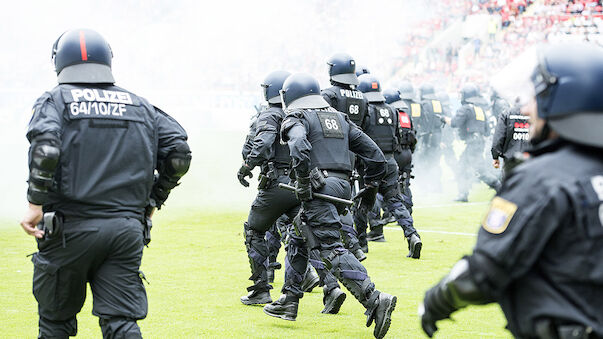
[{"left": 530, "top": 121, "right": 552, "bottom": 146}]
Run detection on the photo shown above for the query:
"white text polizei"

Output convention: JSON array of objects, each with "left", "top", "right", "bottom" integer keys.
[{"left": 70, "top": 88, "right": 133, "bottom": 104}]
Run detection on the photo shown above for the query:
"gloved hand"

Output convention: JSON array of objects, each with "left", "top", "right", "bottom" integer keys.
[
  {"left": 295, "top": 176, "right": 312, "bottom": 201},
  {"left": 354, "top": 182, "right": 378, "bottom": 213},
  {"left": 237, "top": 163, "right": 253, "bottom": 187},
  {"left": 419, "top": 281, "right": 457, "bottom": 337}
]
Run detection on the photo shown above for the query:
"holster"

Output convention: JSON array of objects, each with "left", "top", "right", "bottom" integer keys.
[
  {"left": 258, "top": 162, "right": 279, "bottom": 190},
  {"left": 292, "top": 212, "right": 320, "bottom": 251},
  {"left": 36, "top": 211, "right": 63, "bottom": 240},
  {"left": 309, "top": 167, "right": 326, "bottom": 190}
]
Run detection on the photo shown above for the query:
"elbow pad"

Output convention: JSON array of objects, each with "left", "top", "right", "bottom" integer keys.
[
  {"left": 28, "top": 133, "right": 61, "bottom": 205},
  {"left": 152, "top": 143, "right": 191, "bottom": 208},
  {"left": 444, "top": 258, "right": 488, "bottom": 308}
]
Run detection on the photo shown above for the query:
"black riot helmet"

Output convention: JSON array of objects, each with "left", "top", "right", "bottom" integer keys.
[
  {"left": 460, "top": 83, "right": 481, "bottom": 104},
  {"left": 419, "top": 83, "right": 437, "bottom": 100},
  {"left": 327, "top": 53, "right": 359, "bottom": 86},
  {"left": 280, "top": 73, "right": 330, "bottom": 110},
  {"left": 357, "top": 74, "right": 385, "bottom": 103},
  {"left": 398, "top": 80, "right": 415, "bottom": 100},
  {"left": 52, "top": 29, "right": 114, "bottom": 84},
  {"left": 383, "top": 88, "right": 409, "bottom": 111},
  {"left": 355, "top": 65, "right": 370, "bottom": 76},
  {"left": 261, "top": 70, "right": 291, "bottom": 105},
  {"left": 530, "top": 42, "right": 603, "bottom": 147}
]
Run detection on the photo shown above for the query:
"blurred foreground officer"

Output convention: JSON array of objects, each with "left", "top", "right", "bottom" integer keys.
[
  {"left": 264, "top": 73, "right": 397, "bottom": 339},
  {"left": 491, "top": 105, "right": 530, "bottom": 176},
  {"left": 20, "top": 29, "right": 191, "bottom": 338},
  {"left": 420, "top": 42, "right": 603, "bottom": 339},
  {"left": 452, "top": 83, "right": 500, "bottom": 202}
]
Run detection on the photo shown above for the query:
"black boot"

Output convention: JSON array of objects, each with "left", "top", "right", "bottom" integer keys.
[
  {"left": 321, "top": 287, "right": 347, "bottom": 314},
  {"left": 367, "top": 292, "right": 397, "bottom": 339},
  {"left": 406, "top": 233, "right": 422, "bottom": 259},
  {"left": 240, "top": 288, "right": 272, "bottom": 305},
  {"left": 263, "top": 294, "right": 299, "bottom": 321},
  {"left": 454, "top": 193, "right": 468, "bottom": 202},
  {"left": 367, "top": 226, "right": 385, "bottom": 242},
  {"left": 358, "top": 234, "right": 369, "bottom": 253},
  {"left": 353, "top": 248, "right": 367, "bottom": 262},
  {"left": 300, "top": 265, "right": 320, "bottom": 293}
]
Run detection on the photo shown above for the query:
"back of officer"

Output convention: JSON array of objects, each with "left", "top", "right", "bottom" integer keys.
[
  {"left": 451, "top": 83, "right": 501, "bottom": 202},
  {"left": 417, "top": 83, "right": 445, "bottom": 192},
  {"left": 420, "top": 42, "right": 603, "bottom": 339},
  {"left": 491, "top": 89, "right": 511, "bottom": 119},
  {"left": 357, "top": 74, "right": 422, "bottom": 258},
  {"left": 321, "top": 53, "right": 369, "bottom": 129},
  {"left": 491, "top": 104, "right": 531, "bottom": 176},
  {"left": 384, "top": 88, "right": 416, "bottom": 213},
  {"left": 264, "top": 73, "right": 397, "bottom": 339},
  {"left": 398, "top": 80, "right": 424, "bottom": 136},
  {"left": 20, "top": 29, "right": 191, "bottom": 338}
]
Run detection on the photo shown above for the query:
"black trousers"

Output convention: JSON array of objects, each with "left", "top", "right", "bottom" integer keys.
[{"left": 32, "top": 217, "right": 146, "bottom": 338}]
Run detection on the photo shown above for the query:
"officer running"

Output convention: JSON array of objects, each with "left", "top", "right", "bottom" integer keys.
[
  {"left": 20, "top": 29, "right": 191, "bottom": 338},
  {"left": 420, "top": 42, "right": 603, "bottom": 339},
  {"left": 491, "top": 104, "right": 531, "bottom": 177}
]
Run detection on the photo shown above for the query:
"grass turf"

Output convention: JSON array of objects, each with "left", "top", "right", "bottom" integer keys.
[{"left": 0, "top": 186, "right": 511, "bottom": 338}]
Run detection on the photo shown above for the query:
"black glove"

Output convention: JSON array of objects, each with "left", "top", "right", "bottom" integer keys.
[
  {"left": 295, "top": 176, "right": 312, "bottom": 201},
  {"left": 419, "top": 281, "right": 458, "bottom": 337},
  {"left": 237, "top": 163, "right": 253, "bottom": 187},
  {"left": 354, "top": 182, "right": 378, "bottom": 213}
]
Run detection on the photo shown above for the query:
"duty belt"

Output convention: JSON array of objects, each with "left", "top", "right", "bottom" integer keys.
[
  {"left": 274, "top": 167, "right": 290, "bottom": 177},
  {"left": 320, "top": 170, "right": 351, "bottom": 181}
]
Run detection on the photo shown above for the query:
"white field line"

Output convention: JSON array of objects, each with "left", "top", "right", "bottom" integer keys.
[
  {"left": 384, "top": 227, "right": 477, "bottom": 237},
  {"left": 412, "top": 201, "right": 489, "bottom": 209}
]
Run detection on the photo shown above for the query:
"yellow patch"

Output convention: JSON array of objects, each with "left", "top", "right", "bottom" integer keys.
[
  {"left": 474, "top": 106, "right": 485, "bottom": 121},
  {"left": 431, "top": 100, "right": 442, "bottom": 113},
  {"left": 31, "top": 108, "right": 35, "bottom": 115},
  {"left": 411, "top": 103, "right": 421, "bottom": 117},
  {"left": 482, "top": 197, "right": 518, "bottom": 234}
]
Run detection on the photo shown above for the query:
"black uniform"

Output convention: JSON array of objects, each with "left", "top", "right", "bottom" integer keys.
[
  {"left": 467, "top": 140, "right": 603, "bottom": 337},
  {"left": 451, "top": 103, "right": 500, "bottom": 200},
  {"left": 393, "top": 106, "right": 417, "bottom": 212},
  {"left": 280, "top": 106, "right": 393, "bottom": 316},
  {"left": 417, "top": 98, "right": 445, "bottom": 191},
  {"left": 28, "top": 84, "right": 190, "bottom": 338},
  {"left": 491, "top": 106, "right": 530, "bottom": 175},
  {"left": 357, "top": 102, "right": 420, "bottom": 252}
]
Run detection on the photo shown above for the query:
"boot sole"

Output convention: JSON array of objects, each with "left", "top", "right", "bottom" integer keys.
[
  {"left": 321, "top": 292, "right": 347, "bottom": 314},
  {"left": 263, "top": 307, "right": 296, "bottom": 321},
  {"left": 240, "top": 296, "right": 272, "bottom": 305},
  {"left": 374, "top": 296, "right": 397, "bottom": 339},
  {"left": 367, "top": 236, "right": 386, "bottom": 242},
  {"left": 408, "top": 242, "right": 423, "bottom": 259}
]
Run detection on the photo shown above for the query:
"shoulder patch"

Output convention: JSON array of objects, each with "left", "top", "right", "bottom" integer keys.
[
  {"left": 482, "top": 197, "right": 518, "bottom": 234},
  {"left": 411, "top": 103, "right": 421, "bottom": 117}
]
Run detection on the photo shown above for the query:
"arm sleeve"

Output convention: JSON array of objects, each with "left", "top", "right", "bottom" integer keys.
[
  {"left": 491, "top": 112, "right": 507, "bottom": 159},
  {"left": 241, "top": 114, "right": 258, "bottom": 160},
  {"left": 348, "top": 118, "right": 386, "bottom": 183},
  {"left": 321, "top": 89, "right": 337, "bottom": 108},
  {"left": 26, "top": 93, "right": 62, "bottom": 142},
  {"left": 156, "top": 107, "right": 189, "bottom": 159},
  {"left": 450, "top": 106, "right": 467, "bottom": 129},
  {"left": 282, "top": 114, "right": 312, "bottom": 177},
  {"left": 245, "top": 113, "right": 278, "bottom": 169},
  {"left": 468, "top": 178, "right": 568, "bottom": 300}
]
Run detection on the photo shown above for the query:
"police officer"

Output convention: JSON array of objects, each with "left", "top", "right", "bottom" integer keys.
[
  {"left": 321, "top": 53, "right": 368, "bottom": 259},
  {"left": 263, "top": 73, "right": 397, "bottom": 339},
  {"left": 417, "top": 83, "right": 446, "bottom": 192},
  {"left": 437, "top": 91, "right": 459, "bottom": 184},
  {"left": 491, "top": 105, "right": 530, "bottom": 176},
  {"left": 238, "top": 70, "right": 321, "bottom": 304},
  {"left": 356, "top": 74, "right": 422, "bottom": 258},
  {"left": 451, "top": 83, "right": 501, "bottom": 202},
  {"left": 356, "top": 65, "right": 370, "bottom": 77},
  {"left": 420, "top": 42, "right": 603, "bottom": 339},
  {"left": 384, "top": 88, "right": 417, "bottom": 214},
  {"left": 20, "top": 29, "right": 191, "bottom": 338},
  {"left": 490, "top": 89, "right": 511, "bottom": 119}
]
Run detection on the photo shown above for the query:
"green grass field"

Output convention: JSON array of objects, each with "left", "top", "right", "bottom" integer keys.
[{"left": 0, "top": 186, "right": 511, "bottom": 338}]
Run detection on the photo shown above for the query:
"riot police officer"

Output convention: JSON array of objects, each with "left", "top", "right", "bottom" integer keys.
[
  {"left": 384, "top": 88, "right": 417, "bottom": 214},
  {"left": 20, "top": 29, "right": 191, "bottom": 338},
  {"left": 451, "top": 83, "right": 501, "bottom": 202},
  {"left": 420, "top": 42, "right": 603, "bottom": 339},
  {"left": 355, "top": 65, "right": 370, "bottom": 77},
  {"left": 417, "top": 83, "right": 446, "bottom": 192},
  {"left": 263, "top": 73, "right": 397, "bottom": 339},
  {"left": 490, "top": 89, "right": 511, "bottom": 119},
  {"left": 238, "top": 70, "right": 331, "bottom": 306},
  {"left": 491, "top": 105, "right": 530, "bottom": 176},
  {"left": 356, "top": 74, "right": 422, "bottom": 258}
]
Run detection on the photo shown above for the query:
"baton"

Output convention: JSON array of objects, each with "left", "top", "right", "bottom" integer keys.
[{"left": 278, "top": 183, "right": 354, "bottom": 207}]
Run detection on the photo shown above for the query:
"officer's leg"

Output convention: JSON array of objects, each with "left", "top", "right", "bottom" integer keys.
[
  {"left": 400, "top": 165, "right": 414, "bottom": 214},
  {"left": 305, "top": 198, "right": 397, "bottom": 338},
  {"left": 90, "top": 218, "right": 146, "bottom": 339},
  {"left": 266, "top": 222, "right": 282, "bottom": 283},
  {"left": 455, "top": 147, "right": 472, "bottom": 202},
  {"left": 381, "top": 184, "right": 422, "bottom": 259},
  {"left": 33, "top": 221, "right": 99, "bottom": 338},
  {"left": 340, "top": 210, "right": 366, "bottom": 261},
  {"left": 353, "top": 200, "right": 369, "bottom": 253}
]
